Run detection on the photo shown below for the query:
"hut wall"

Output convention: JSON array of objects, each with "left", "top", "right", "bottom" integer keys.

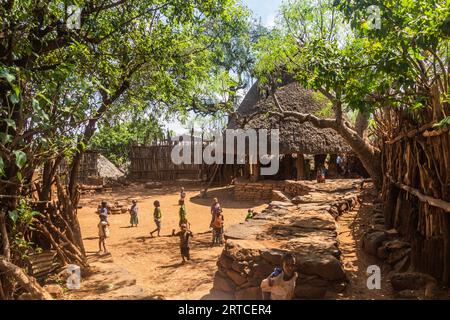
[{"left": 382, "top": 108, "right": 450, "bottom": 284}]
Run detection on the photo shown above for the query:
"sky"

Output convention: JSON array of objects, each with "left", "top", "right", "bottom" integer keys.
[
  {"left": 165, "top": 0, "right": 283, "bottom": 135},
  {"left": 244, "top": 0, "right": 283, "bottom": 27}
]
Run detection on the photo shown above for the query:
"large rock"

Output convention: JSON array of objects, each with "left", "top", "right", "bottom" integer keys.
[
  {"left": 235, "top": 287, "right": 262, "bottom": 300},
  {"left": 226, "top": 269, "right": 248, "bottom": 286},
  {"left": 225, "top": 221, "right": 268, "bottom": 240},
  {"left": 298, "top": 255, "right": 346, "bottom": 281},
  {"left": 295, "top": 285, "right": 327, "bottom": 299},
  {"left": 205, "top": 290, "right": 235, "bottom": 300},
  {"left": 289, "top": 210, "right": 336, "bottom": 231},
  {"left": 231, "top": 260, "right": 249, "bottom": 274},
  {"left": 362, "top": 231, "right": 387, "bottom": 256},
  {"left": 260, "top": 249, "right": 286, "bottom": 266},
  {"left": 384, "top": 239, "right": 410, "bottom": 251},
  {"left": 392, "top": 255, "right": 410, "bottom": 272},
  {"left": 281, "top": 236, "right": 340, "bottom": 258},
  {"left": 386, "top": 248, "right": 411, "bottom": 265},
  {"left": 390, "top": 272, "right": 437, "bottom": 291},
  {"left": 224, "top": 240, "right": 265, "bottom": 261},
  {"left": 213, "top": 271, "right": 236, "bottom": 293},
  {"left": 250, "top": 261, "right": 275, "bottom": 279},
  {"left": 218, "top": 252, "right": 234, "bottom": 270},
  {"left": 271, "top": 190, "right": 291, "bottom": 202}
]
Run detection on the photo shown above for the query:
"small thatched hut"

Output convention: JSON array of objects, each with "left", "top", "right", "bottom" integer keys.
[{"left": 228, "top": 78, "right": 353, "bottom": 181}]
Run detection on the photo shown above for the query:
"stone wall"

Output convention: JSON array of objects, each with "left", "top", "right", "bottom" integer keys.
[
  {"left": 211, "top": 183, "right": 361, "bottom": 300},
  {"left": 234, "top": 179, "right": 312, "bottom": 201}
]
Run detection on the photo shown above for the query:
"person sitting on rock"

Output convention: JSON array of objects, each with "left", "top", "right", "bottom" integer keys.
[{"left": 260, "top": 253, "right": 298, "bottom": 300}]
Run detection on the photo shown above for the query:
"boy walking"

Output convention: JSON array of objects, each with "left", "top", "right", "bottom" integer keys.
[{"left": 150, "top": 200, "right": 162, "bottom": 237}]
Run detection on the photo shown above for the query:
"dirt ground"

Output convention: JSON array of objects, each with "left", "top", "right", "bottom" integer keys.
[
  {"left": 75, "top": 184, "right": 267, "bottom": 299},
  {"left": 73, "top": 182, "right": 427, "bottom": 300},
  {"left": 334, "top": 185, "right": 393, "bottom": 299}
]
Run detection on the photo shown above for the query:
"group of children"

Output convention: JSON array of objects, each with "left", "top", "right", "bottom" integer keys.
[{"left": 97, "top": 188, "right": 297, "bottom": 299}]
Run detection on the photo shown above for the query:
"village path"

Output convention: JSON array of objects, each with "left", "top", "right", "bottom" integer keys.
[{"left": 333, "top": 185, "right": 393, "bottom": 299}]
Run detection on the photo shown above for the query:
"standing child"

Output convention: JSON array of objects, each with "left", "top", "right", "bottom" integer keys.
[
  {"left": 150, "top": 200, "right": 162, "bottom": 237},
  {"left": 211, "top": 209, "right": 224, "bottom": 247},
  {"left": 98, "top": 215, "right": 110, "bottom": 254},
  {"left": 129, "top": 200, "right": 139, "bottom": 227},
  {"left": 260, "top": 253, "right": 298, "bottom": 300},
  {"left": 178, "top": 199, "right": 190, "bottom": 229},
  {"left": 172, "top": 224, "right": 194, "bottom": 263},
  {"left": 180, "top": 187, "right": 186, "bottom": 202},
  {"left": 99, "top": 201, "right": 108, "bottom": 221}
]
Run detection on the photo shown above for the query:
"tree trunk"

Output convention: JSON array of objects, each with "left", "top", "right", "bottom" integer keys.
[{"left": 335, "top": 123, "right": 382, "bottom": 189}]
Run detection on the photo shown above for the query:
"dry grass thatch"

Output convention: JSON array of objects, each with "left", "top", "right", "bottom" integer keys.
[{"left": 228, "top": 79, "right": 352, "bottom": 155}]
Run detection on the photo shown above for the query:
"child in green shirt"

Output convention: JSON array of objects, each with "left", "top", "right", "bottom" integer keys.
[
  {"left": 178, "top": 199, "right": 190, "bottom": 229},
  {"left": 150, "top": 200, "right": 162, "bottom": 237}
]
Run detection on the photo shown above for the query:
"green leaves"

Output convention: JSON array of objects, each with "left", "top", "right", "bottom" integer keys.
[
  {"left": 0, "top": 157, "right": 4, "bottom": 177},
  {"left": 434, "top": 116, "right": 450, "bottom": 128},
  {"left": 0, "top": 68, "right": 15, "bottom": 83},
  {"left": 13, "top": 150, "right": 27, "bottom": 169},
  {"left": 8, "top": 210, "right": 19, "bottom": 223},
  {"left": 4, "top": 119, "right": 16, "bottom": 130}
]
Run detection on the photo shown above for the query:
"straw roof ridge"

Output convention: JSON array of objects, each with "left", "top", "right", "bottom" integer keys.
[{"left": 228, "top": 78, "right": 352, "bottom": 155}]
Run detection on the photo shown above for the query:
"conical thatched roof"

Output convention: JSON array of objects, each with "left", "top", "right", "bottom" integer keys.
[{"left": 228, "top": 79, "right": 351, "bottom": 155}]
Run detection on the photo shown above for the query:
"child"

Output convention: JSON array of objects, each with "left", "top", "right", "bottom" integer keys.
[
  {"left": 98, "top": 215, "right": 110, "bottom": 254},
  {"left": 210, "top": 198, "right": 221, "bottom": 242},
  {"left": 172, "top": 224, "right": 194, "bottom": 263},
  {"left": 150, "top": 200, "right": 162, "bottom": 237},
  {"left": 99, "top": 201, "right": 108, "bottom": 221},
  {"left": 245, "top": 209, "right": 254, "bottom": 221},
  {"left": 260, "top": 253, "right": 298, "bottom": 300},
  {"left": 178, "top": 199, "right": 190, "bottom": 229},
  {"left": 180, "top": 187, "right": 186, "bottom": 202},
  {"left": 129, "top": 200, "right": 139, "bottom": 227},
  {"left": 211, "top": 209, "right": 224, "bottom": 247},
  {"left": 316, "top": 167, "right": 326, "bottom": 183}
]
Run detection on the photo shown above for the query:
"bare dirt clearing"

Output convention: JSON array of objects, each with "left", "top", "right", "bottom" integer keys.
[{"left": 70, "top": 184, "right": 267, "bottom": 299}]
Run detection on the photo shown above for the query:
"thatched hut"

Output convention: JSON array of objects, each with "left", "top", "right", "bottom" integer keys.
[{"left": 228, "top": 78, "right": 354, "bottom": 181}]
